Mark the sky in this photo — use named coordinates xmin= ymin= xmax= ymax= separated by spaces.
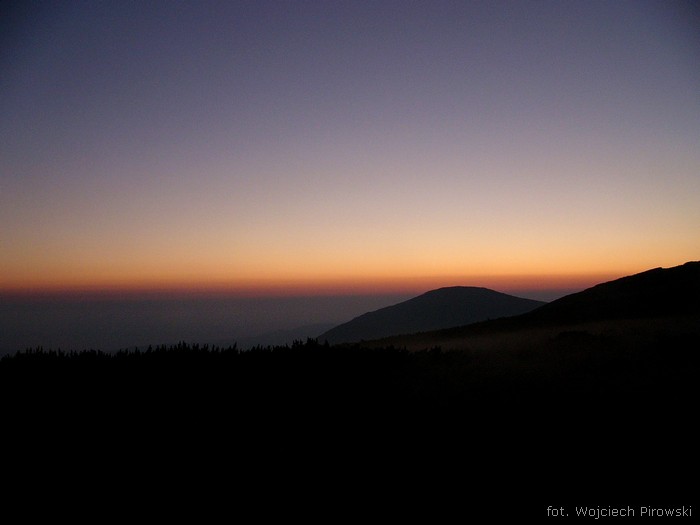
xmin=2 ymin=0 xmax=699 ymax=297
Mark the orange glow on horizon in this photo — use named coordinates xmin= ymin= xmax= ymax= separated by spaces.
xmin=0 ymin=269 xmax=631 ymax=299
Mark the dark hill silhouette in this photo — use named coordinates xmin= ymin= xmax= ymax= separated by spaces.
xmin=318 ymin=286 xmax=545 ymax=344
xmin=522 ymin=260 xmax=700 ymax=325
xmin=370 ymin=261 xmax=700 ymax=349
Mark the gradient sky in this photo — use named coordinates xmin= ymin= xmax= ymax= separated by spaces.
xmin=2 ymin=0 xmax=699 ymax=295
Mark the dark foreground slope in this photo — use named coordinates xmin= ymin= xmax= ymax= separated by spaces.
xmin=318 ymin=286 xmax=545 ymax=344
xmin=523 ymin=260 xmax=700 ymax=324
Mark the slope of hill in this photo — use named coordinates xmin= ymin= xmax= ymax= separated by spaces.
xmin=522 ymin=260 xmax=700 ymax=324
xmin=318 ymin=287 xmax=545 ymax=344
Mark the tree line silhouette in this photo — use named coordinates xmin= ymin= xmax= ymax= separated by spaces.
xmin=2 ymin=332 xmax=696 ymax=512
xmin=2 ymin=332 xmax=695 ymax=417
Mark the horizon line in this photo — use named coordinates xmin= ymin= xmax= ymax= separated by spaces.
xmin=0 ymin=271 xmax=632 ymax=300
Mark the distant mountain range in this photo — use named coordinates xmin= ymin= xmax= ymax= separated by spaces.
xmin=318 ymin=287 xmax=546 ymax=344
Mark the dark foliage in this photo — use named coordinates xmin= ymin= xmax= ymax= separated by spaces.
xmin=2 ymin=333 xmax=696 ymax=519
xmin=2 ymin=333 xmax=695 ymax=442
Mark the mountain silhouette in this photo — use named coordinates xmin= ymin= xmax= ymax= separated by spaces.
xmin=371 ymin=261 xmax=700 ymax=349
xmin=318 ymin=287 xmax=545 ymax=344
xmin=522 ymin=260 xmax=700 ymax=325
